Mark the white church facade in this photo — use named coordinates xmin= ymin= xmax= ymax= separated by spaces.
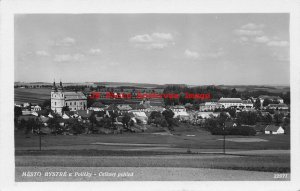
xmin=51 ymin=81 xmax=87 ymax=114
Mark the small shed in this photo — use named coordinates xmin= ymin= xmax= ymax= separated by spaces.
xmin=265 ymin=125 xmax=284 ymax=134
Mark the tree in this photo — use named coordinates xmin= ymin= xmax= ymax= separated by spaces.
xmin=122 ymin=114 xmax=131 ymax=128
xmin=263 ymin=98 xmax=272 ymax=107
xmin=14 ymin=106 xmax=22 ymax=118
xmin=42 ymin=99 xmax=51 ymax=109
xmin=89 ymin=113 xmax=97 ymax=133
xmin=226 ymin=108 xmax=236 ymax=118
xmin=218 ymin=112 xmax=229 ymax=126
xmin=254 ymin=98 xmax=261 ymax=110
xmin=282 ymin=91 xmax=290 ymax=104
xmin=236 ymin=111 xmax=258 ymax=125
xmin=264 ymin=113 xmax=273 ymax=124
xmin=273 ymin=112 xmax=284 ymax=125
xmin=162 ymin=109 xmax=174 ymax=119
xmin=231 ymin=88 xmax=238 ymax=97
xmin=62 ymin=106 xmax=70 ymax=112
xmin=162 ymin=109 xmax=175 ymax=130
xmin=149 ymin=111 xmax=162 ymax=127
xmin=48 ymin=116 xmax=60 ymax=134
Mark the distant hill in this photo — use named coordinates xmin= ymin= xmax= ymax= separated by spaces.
xmin=14 ymin=81 xmax=289 ymax=93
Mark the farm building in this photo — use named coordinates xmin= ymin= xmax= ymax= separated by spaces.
xmin=265 ymin=125 xmax=284 ymax=134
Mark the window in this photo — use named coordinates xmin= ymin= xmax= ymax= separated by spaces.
xmin=74 ymin=102 xmax=76 ymax=105
xmin=80 ymin=102 xmax=82 ymax=105
xmin=70 ymin=102 xmax=72 ymax=106
xmin=66 ymin=103 xmax=67 ymax=106
xmin=55 ymin=102 xmax=56 ymax=106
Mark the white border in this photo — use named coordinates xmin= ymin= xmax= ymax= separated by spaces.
xmin=1 ymin=0 xmax=300 ymax=190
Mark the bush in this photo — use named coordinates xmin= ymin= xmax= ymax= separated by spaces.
xmin=209 ymin=125 xmax=256 ymax=136
xmin=229 ymin=125 xmax=256 ymax=136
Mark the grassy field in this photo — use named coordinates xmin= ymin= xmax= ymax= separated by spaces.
xmin=15 ymin=88 xmax=51 ymax=105
xmin=15 ymin=125 xmax=290 ymax=173
xmin=15 ymin=153 xmax=290 ymax=173
xmin=15 ymin=126 xmax=290 ymax=151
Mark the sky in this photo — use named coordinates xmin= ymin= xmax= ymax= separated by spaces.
xmin=15 ymin=14 xmax=290 ymax=85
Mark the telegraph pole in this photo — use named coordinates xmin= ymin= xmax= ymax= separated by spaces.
xmin=223 ymin=124 xmax=226 ymax=154
xmin=38 ymin=125 xmax=41 ymax=151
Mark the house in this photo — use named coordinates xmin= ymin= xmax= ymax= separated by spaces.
xmin=169 ymin=105 xmax=189 ymax=120
xmin=258 ymin=95 xmax=284 ymax=105
xmin=89 ymin=102 xmax=107 ymax=111
xmin=117 ymin=104 xmax=132 ymax=115
xmin=199 ymin=102 xmax=222 ymax=111
xmin=130 ymin=104 xmax=147 ymax=112
xmin=169 ymin=105 xmax=186 ymax=112
xmin=197 ymin=112 xmax=215 ymax=119
xmin=75 ymin=110 xmax=93 ymax=122
xmin=147 ymin=106 xmax=165 ymax=113
xmin=242 ymin=100 xmax=254 ymax=108
xmin=265 ymin=125 xmax=285 ymax=134
xmin=31 ymin=105 xmax=42 ymax=111
xmin=218 ymin=98 xmax=243 ymax=108
xmin=254 ymin=124 xmax=267 ymax=134
xmin=266 ymin=104 xmax=289 ymax=110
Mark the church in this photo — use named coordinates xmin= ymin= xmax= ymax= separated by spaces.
xmin=51 ymin=81 xmax=87 ymax=114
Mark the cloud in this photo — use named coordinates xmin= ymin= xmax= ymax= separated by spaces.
xmin=240 ymin=23 xmax=264 ymax=30
xmin=234 ymin=23 xmax=264 ymax=37
xmin=88 ymin=48 xmax=102 ymax=55
xmin=234 ymin=23 xmax=289 ymax=48
xmin=184 ymin=49 xmax=199 ymax=59
xmin=129 ymin=32 xmax=175 ymax=49
xmin=184 ymin=48 xmax=224 ymax=60
xmin=267 ymin=40 xmax=289 ymax=47
xmin=109 ymin=62 xmax=120 ymax=66
xmin=234 ymin=29 xmax=264 ymax=36
xmin=240 ymin=36 xmax=249 ymax=42
xmin=205 ymin=49 xmax=225 ymax=58
xmin=54 ymin=53 xmax=84 ymax=62
xmin=54 ymin=37 xmax=76 ymax=46
xmin=253 ymin=36 xmax=270 ymax=43
xmin=35 ymin=50 xmax=49 ymax=56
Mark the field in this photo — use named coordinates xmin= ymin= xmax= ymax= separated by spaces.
xmin=14 ymin=88 xmax=51 ymax=105
xmin=15 ymin=125 xmax=290 ymax=151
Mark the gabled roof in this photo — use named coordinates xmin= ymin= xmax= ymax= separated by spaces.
xmin=130 ymin=104 xmax=146 ymax=110
xmin=169 ymin=105 xmax=186 ymax=109
xmin=242 ymin=100 xmax=253 ymax=104
xmin=218 ymin=98 xmax=242 ymax=103
xmin=265 ymin=125 xmax=281 ymax=131
xmin=117 ymin=104 xmax=132 ymax=111
xmin=268 ymin=104 xmax=288 ymax=107
xmin=36 ymin=110 xmax=49 ymax=116
xmin=91 ymin=102 xmax=106 ymax=108
xmin=106 ymin=104 xmax=119 ymax=111
xmin=64 ymin=111 xmax=75 ymax=116
xmin=64 ymin=91 xmax=87 ymax=100
xmin=75 ymin=110 xmax=93 ymax=118
xmin=258 ymin=95 xmax=283 ymax=100
xmin=18 ymin=115 xmax=38 ymax=121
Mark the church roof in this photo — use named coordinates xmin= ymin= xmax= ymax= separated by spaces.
xmin=64 ymin=92 xmax=87 ymax=100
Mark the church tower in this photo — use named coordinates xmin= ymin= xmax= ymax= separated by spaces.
xmin=51 ymin=80 xmax=65 ymax=114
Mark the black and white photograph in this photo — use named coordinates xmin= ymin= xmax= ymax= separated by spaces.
xmin=1 ymin=0 xmax=300 ymax=190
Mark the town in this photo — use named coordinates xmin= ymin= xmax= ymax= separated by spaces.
xmin=14 ymin=81 xmax=290 ymax=137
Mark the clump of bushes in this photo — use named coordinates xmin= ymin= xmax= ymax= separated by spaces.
xmin=209 ymin=125 xmax=256 ymax=136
